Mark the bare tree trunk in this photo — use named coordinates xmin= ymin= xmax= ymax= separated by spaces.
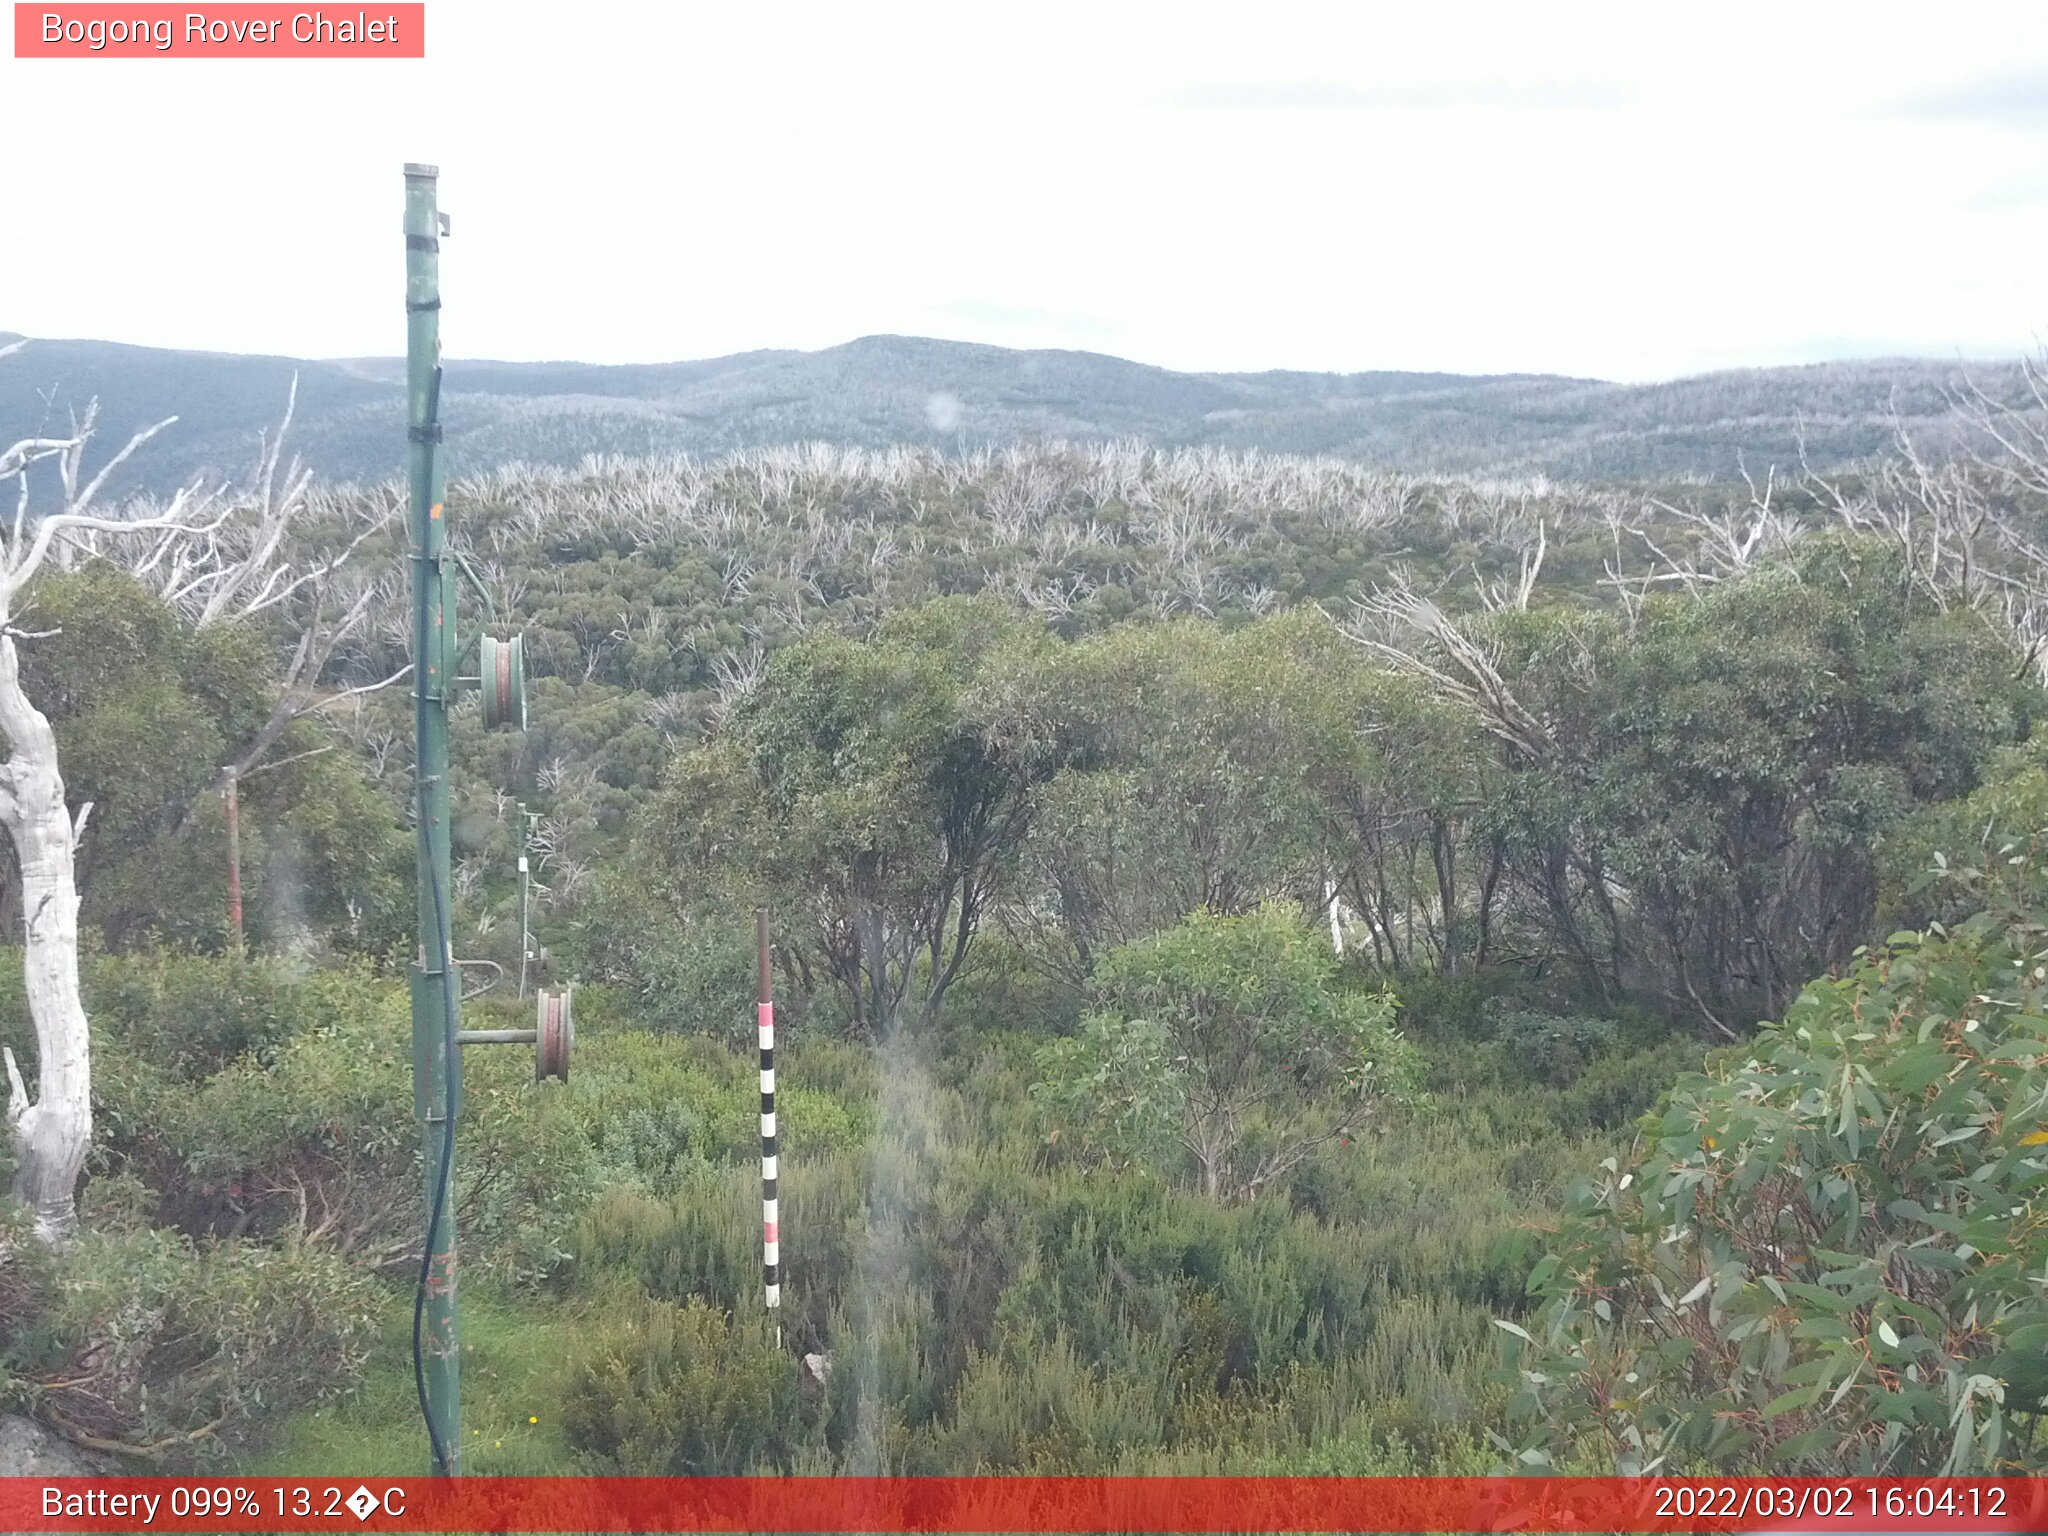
xmin=1194 ymin=1133 xmax=1224 ymax=1201
xmin=0 ymin=629 xmax=91 ymax=1245
xmin=1476 ymin=838 xmax=1503 ymax=968
xmin=223 ymin=767 xmax=245 ymax=954
xmin=1430 ymin=818 xmax=1459 ymax=975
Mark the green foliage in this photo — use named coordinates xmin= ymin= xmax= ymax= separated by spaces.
xmin=1883 ymin=731 xmax=2048 ymax=930
xmin=924 ymin=933 xmax=1085 ymax=1045
xmin=562 ymin=1296 xmax=795 ymax=1473
xmin=3 ymin=563 xmax=408 ymax=958
xmin=1476 ymin=538 xmax=2032 ymax=1028
xmin=566 ymin=1032 xmax=1554 ymax=1476
xmin=1384 ymin=968 xmax=1703 ymax=1136
xmin=651 ymin=596 xmax=1060 ymax=1038
xmin=33 ymin=902 xmax=1652 ymax=1479
xmin=42 ymin=952 xmax=598 ymax=1284
xmin=16 ymin=563 xmax=233 ymax=947
xmin=8 ymin=422 xmax=2042 ymax=1482
xmin=84 ymin=949 xmax=363 ymax=1079
xmin=237 ymin=1286 xmax=585 ymax=1476
xmin=246 ymin=731 xmax=411 ymax=959
xmin=623 ymin=540 xmax=2032 ymax=1049
xmin=1506 ymin=880 xmax=2048 ymax=1474
xmin=563 ymin=1030 xmax=873 ymax=1186
xmin=573 ymin=867 xmax=760 ymax=1040
xmin=0 ymin=1221 xmax=377 ymax=1462
xmin=1001 ymin=615 xmax=1364 ymax=968
xmin=1036 ymin=908 xmax=1416 ymax=1201
xmin=1479 ymin=1006 xmax=1619 ymax=1087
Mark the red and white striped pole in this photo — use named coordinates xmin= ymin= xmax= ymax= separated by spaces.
xmin=757 ymin=907 xmax=780 ymax=1347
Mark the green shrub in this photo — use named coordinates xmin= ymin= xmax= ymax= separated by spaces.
xmin=933 ymin=934 xmax=1085 ymax=1050
xmin=1506 ymin=887 xmax=2048 ymax=1475
xmin=92 ymin=967 xmax=597 ymax=1284
xmin=561 ymin=1297 xmax=794 ymax=1472
xmin=1480 ymin=1006 xmax=1618 ymax=1087
xmin=0 ymin=947 xmax=384 ymax=1095
xmin=1034 ymin=907 xmax=1416 ymax=1201
xmin=930 ymin=1331 xmax=1166 ymax=1471
xmin=0 ymin=1224 xmax=377 ymax=1463
xmin=87 ymin=950 xmax=382 ymax=1081
xmin=1381 ymin=967 xmax=1536 ymax=1043
xmin=562 ymin=1030 xmax=874 ymax=1186
xmin=573 ymin=873 xmax=760 ymax=1041
xmin=1548 ymin=1035 xmax=1709 ymax=1132
xmin=1883 ymin=732 xmax=2048 ymax=931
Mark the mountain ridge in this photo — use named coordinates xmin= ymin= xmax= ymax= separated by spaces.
xmin=0 ymin=329 xmax=2018 ymax=493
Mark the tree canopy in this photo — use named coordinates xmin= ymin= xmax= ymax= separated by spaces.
xmin=1504 ymin=870 xmax=2048 ymax=1474
xmin=1034 ymin=906 xmax=1416 ymax=1202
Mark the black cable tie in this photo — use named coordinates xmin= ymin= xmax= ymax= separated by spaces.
xmin=406 ymin=235 xmax=439 ymax=252
xmin=408 ymin=424 xmax=444 ymax=444
xmin=407 ymin=298 xmax=442 ymax=312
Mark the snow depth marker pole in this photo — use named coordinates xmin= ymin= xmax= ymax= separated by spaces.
xmin=758 ymin=906 xmax=781 ymax=1346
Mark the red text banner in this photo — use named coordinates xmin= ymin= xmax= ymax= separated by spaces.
xmin=5 ymin=1476 xmax=2048 ymax=1533
xmin=13 ymin=4 xmax=424 ymax=57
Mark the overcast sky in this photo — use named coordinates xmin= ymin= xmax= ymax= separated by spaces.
xmin=4 ymin=1 xmax=2046 ymax=380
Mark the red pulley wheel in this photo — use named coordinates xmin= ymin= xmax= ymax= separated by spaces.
xmin=480 ymin=633 xmax=527 ymax=731
xmin=536 ymin=986 xmax=572 ymax=1081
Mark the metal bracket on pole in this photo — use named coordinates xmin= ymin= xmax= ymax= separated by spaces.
xmin=454 ymin=987 xmax=572 ymax=1081
xmin=447 ymin=546 xmax=496 ymax=619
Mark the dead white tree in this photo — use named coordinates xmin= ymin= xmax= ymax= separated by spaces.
xmin=1476 ymin=519 xmax=1547 ymax=612
xmin=1346 ymin=573 xmax=1555 ymax=762
xmin=1958 ymin=352 xmax=2048 ymax=504
xmin=0 ymin=407 xmax=222 ymax=1243
xmin=95 ymin=381 xmax=409 ymax=794
xmin=707 ymin=642 xmax=767 ymax=726
xmin=1802 ymin=364 xmax=2048 ymax=678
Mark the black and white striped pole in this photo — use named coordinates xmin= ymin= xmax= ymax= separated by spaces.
xmin=757 ymin=907 xmax=780 ymax=1347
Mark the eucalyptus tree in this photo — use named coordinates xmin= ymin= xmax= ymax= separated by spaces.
xmin=1507 ymin=875 xmax=2048 ymax=1474
xmin=651 ymin=596 xmax=1063 ymax=1039
xmin=1033 ymin=906 xmax=1416 ymax=1203
xmin=1356 ymin=535 xmax=2031 ymax=1033
xmin=996 ymin=614 xmax=1354 ymax=979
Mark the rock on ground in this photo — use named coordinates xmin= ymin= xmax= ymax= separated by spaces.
xmin=0 ymin=1413 xmax=109 ymax=1476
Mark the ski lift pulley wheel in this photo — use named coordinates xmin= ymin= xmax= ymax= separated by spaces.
xmin=481 ymin=633 xmax=527 ymax=731
xmin=536 ymin=986 xmax=572 ymax=1082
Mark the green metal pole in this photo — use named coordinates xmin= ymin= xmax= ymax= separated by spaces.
xmin=404 ymin=161 xmax=461 ymax=1476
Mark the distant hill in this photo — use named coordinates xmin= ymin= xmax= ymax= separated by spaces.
xmin=0 ymin=329 xmax=2020 ymax=495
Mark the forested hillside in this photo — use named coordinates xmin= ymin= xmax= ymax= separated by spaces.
xmin=4 ymin=379 xmax=2048 ymax=1478
xmin=0 ymin=329 xmax=2026 ymax=494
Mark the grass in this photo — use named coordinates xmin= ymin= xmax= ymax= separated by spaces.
xmin=243 ymin=1284 xmax=585 ymax=1476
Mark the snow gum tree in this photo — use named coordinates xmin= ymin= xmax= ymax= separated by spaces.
xmin=0 ymin=383 xmax=216 ymax=1243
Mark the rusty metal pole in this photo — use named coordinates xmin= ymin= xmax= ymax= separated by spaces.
xmin=222 ymin=767 xmax=243 ymax=954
